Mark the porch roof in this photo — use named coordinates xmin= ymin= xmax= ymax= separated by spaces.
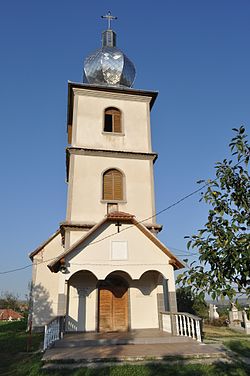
xmin=48 ymin=212 xmax=185 ymax=272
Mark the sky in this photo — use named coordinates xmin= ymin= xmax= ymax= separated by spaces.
xmin=0 ymin=0 xmax=249 ymax=298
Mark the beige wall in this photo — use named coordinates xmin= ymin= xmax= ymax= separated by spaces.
xmin=65 ymin=229 xmax=89 ymax=250
xmin=32 ymin=223 xmax=176 ymax=331
xmin=130 ymin=272 xmax=161 ymax=329
xmin=64 ymin=223 xmax=175 ymax=282
xmin=66 ymin=270 xmax=163 ymax=331
xmin=66 ymin=87 xmax=157 ymax=227
xmin=72 ymin=89 xmax=152 ymax=153
xmin=32 ymin=233 xmax=63 ymax=328
xmin=66 ymin=271 xmax=97 ymax=331
xmin=66 ymin=154 xmax=156 ymax=226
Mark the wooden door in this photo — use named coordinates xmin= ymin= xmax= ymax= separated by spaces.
xmin=99 ymin=288 xmax=113 ymax=332
xmin=99 ymin=285 xmax=128 ymax=332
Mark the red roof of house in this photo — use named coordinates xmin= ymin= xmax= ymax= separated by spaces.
xmin=0 ymin=309 xmax=24 ymax=320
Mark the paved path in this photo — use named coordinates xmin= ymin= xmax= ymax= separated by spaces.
xmin=43 ymin=342 xmax=226 ymax=363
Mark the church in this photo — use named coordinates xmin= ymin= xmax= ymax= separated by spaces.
xmin=29 ymin=13 xmax=184 ymax=334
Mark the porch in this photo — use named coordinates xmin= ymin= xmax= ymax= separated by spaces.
xmin=42 ymin=328 xmax=225 ymax=365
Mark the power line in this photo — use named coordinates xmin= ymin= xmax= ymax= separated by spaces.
xmin=1 ymin=155 xmax=247 ymax=275
xmin=0 ymin=264 xmax=31 ymax=274
xmin=0 ymin=183 xmax=207 ymax=275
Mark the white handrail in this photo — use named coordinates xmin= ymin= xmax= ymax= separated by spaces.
xmin=161 ymin=311 xmax=202 ymax=342
xmin=43 ymin=316 xmax=64 ymax=350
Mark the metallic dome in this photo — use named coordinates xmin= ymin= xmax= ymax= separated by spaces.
xmin=83 ymin=29 xmax=136 ymax=88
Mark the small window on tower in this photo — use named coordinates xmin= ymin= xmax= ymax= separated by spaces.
xmin=103 ymin=169 xmax=124 ymax=201
xmin=104 ymin=107 xmax=122 ymax=133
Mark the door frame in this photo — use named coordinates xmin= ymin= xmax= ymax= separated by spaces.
xmin=97 ymin=274 xmax=130 ymax=332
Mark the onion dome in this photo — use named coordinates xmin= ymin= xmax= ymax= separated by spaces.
xmin=83 ymin=12 xmax=136 ymax=88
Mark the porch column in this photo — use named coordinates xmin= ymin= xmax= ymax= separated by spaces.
xmin=164 ymin=277 xmax=177 ymax=313
xmin=57 ymin=273 xmax=68 ymax=316
xmin=76 ymin=288 xmax=88 ymax=331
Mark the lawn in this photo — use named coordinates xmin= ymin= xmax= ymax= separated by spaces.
xmin=0 ymin=320 xmax=249 ymax=376
xmin=203 ymin=324 xmax=248 ymax=339
xmin=224 ymin=339 xmax=250 ymax=358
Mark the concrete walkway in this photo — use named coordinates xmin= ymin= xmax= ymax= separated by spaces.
xmin=43 ymin=342 xmax=226 ymax=363
xmin=43 ymin=330 xmax=227 ymax=364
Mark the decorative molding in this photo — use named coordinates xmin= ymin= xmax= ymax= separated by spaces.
xmin=67 ymin=147 xmax=158 ymax=161
xmin=73 ymin=87 xmax=152 ymax=105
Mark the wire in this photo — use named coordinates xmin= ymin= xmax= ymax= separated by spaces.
xmin=0 ymin=264 xmax=31 ymax=274
xmin=0 ymin=183 xmax=205 ymax=275
xmin=0 ymin=155 xmax=248 ymax=275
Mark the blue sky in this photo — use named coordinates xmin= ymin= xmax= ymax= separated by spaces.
xmin=0 ymin=0 xmax=249 ymax=298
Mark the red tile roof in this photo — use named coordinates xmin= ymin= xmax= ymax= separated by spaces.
xmin=107 ymin=211 xmax=134 ymax=219
xmin=0 ymin=309 xmax=24 ymax=321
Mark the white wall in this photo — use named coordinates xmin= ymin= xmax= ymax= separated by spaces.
xmin=72 ymin=89 xmax=152 ymax=153
xmin=32 ymin=233 xmax=63 ymax=328
xmin=66 ymin=154 xmax=155 ymax=225
xmin=66 ymin=271 xmax=97 ymax=331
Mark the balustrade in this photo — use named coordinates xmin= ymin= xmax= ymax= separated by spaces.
xmin=161 ymin=311 xmax=202 ymax=342
xmin=43 ymin=316 xmax=65 ymax=350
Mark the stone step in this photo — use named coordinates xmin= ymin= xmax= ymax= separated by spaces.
xmin=43 ymin=355 xmax=232 ymax=370
xmin=42 ymin=343 xmax=229 ymax=365
xmin=54 ymin=335 xmax=195 ymax=348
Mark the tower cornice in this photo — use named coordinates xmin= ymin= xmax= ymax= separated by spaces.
xmin=67 ymin=82 xmax=158 ymax=134
xmin=65 ymin=147 xmax=158 ymax=183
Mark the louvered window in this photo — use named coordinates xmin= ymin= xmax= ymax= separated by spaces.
xmin=104 ymin=108 xmax=122 ymax=133
xmin=103 ymin=169 xmax=123 ymax=201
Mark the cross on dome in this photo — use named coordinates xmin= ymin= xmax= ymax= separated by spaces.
xmin=101 ymin=11 xmax=117 ymax=30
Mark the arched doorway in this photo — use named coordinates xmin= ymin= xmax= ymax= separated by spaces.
xmin=98 ymin=275 xmax=129 ymax=332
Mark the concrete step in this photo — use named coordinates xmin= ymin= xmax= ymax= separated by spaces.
xmin=54 ymin=335 xmax=194 ymax=348
xmin=43 ymin=355 xmax=233 ymax=371
xmin=42 ymin=342 xmax=229 ymax=365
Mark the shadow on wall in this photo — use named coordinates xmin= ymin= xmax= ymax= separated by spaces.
xmin=32 ymin=283 xmax=53 ymax=327
xmin=66 ymin=270 xmax=98 ymax=331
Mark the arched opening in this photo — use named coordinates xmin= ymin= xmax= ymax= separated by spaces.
xmin=66 ymin=270 xmax=98 ymax=332
xmin=103 ymin=107 xmax=122 ymax=133
xmin=102 ymin=168 xmax=124 ymax=201
xmin=98 ymin=274 xmax=129 ymax=332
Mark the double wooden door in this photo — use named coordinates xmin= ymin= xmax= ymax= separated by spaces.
xmin=98 ymin=282 xmax=128 ymax=332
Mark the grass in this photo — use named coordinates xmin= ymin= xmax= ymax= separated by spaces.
xmin=0 ymin=320 xmax=43 ymax=376
xmin=2 ymin=359 xmax=250 ymax=376
xmin=0 ymin=320 xmax=249 ymax=375
xmin=203 ymin=324 xmax=249 ymax=339
xmin=224 ymin=339 xmax=250 ymax=358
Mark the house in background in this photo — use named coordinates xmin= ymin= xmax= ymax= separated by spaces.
xmin=29 ymin=13 xmax=184 ymax=333
xmin=0 ymin=309 xmax=24 ymax=321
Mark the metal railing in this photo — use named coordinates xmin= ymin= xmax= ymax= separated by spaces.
xmin=161 ymin=311 xmax=202 ymax=342
xmin=43 ymin=316 xmax=65 ymax=350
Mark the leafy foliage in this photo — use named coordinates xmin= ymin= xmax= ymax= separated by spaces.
xmin=0 ymin=291 xmax=19 ymax=311
xmin=176 ymin=287 xmax=208 ymax=319
xmin=177 ymin=127 xmax=250 ymax=301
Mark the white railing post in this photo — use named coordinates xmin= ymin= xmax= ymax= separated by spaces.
xmin=43 ymin=316 xmax=65 ymax=351
xmin=160 ymin=311 xmax=202 ymax=342
xmin=179 ymin=315 xmax=183 ymax=336
xmin=191 ymin=318 xmax=195 ymax=339
xmin=195 ymin=319 xmax=202 ymax=342
xmin=175 ymin=314 xmax=180 ymax=335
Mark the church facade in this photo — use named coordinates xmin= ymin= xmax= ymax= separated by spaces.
xmin=30 ymin=14 xmax=184 ymax=332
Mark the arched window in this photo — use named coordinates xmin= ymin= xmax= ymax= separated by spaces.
xmin=103 ymin=169 xmax=123 ymax=201
xmin=104 ymin=107 xmax=122 ymax=133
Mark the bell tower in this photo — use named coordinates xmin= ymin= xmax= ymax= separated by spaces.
xmin=62 ymin=13 xmax=161 ymax=248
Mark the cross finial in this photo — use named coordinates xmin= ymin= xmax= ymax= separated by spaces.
xmin=101 ymin=11 xmax=117 ymax=30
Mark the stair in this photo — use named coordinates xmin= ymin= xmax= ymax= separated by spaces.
xmin=42 ymin=329 xmax=229 ymax=367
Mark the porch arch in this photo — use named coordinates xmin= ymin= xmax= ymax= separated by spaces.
xmin=66 ymin=270 xmax=98 ymax=332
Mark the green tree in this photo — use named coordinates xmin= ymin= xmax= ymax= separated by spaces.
xmin=0 ymin=291 xmax=19 ymax=311
xmin=177 ymin=127 xmax=250 ymax=301
xmin=176 ymin=287 xmax=208 ymax=319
